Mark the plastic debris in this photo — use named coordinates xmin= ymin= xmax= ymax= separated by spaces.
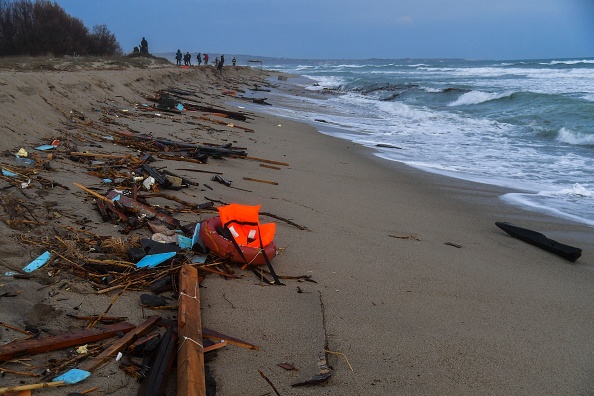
xmin=53 ymin=368 xmax=90 ymax=384
xmin=22 ymin=251 xmax=51 ymax=273
xmin=136 ymin=252 xmax=177 ymax=269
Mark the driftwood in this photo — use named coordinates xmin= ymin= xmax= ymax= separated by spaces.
xmin=136 ymin=328 xmax=177 ymax=396
xmin=113 ymin=130 xmax=247 ymax=158
xmin=79 ymin=316 xmax=161 ymax=372
xmin=105 ymin=190 xmax=181 ymax=230
xmin=177 ymin=264 xmax=206 ymax=396
xmin=0 ymin=322 xmax=135 ymax=362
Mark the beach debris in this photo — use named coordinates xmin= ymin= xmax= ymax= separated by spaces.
xmin=258 ymin=370 xmax=281 ymax=396
xmin=177 ymin=264 xmax=206 ymax=396
xmin=137 ymin=328 xmax=177 ymax=396
xmin=202 ymin=328 xmax=259 ymax=351
xmin=0 ymin=322 xmax=135 ymax=362
xmin=1 ymin=169 xmax=17 ymax=177
xmin=375 ymin=143 xmax=402 ymax=149
xmin=243 ymin=177 xmax=278 ymax=185
xmin=136 ymin=252 xmax=177 ymax=269
xmin=495 ymin=222 xmax=582 ymax=262
xmin=211 ymin=175 xmax=252 ymax=192
xmin=259 ymin=163 xmax=282 ymax=170
xmin=444 ymin=242 xmax=462 ymax=248
xmin=389 ymin=234 xmax=420 ymax=241
xmin=140 ymin=294 xmax=168 ymax=308
xmin=211 ymin=174 xmax=231 ymax=187
xmin=325 ymin=349 xmax=354 ymax=372
xmin=78 ymin=315 xmax=161 ymax=373
xmin=21 ymin=251 xmax=51 ymax=273
xmin=291 ymin=353 xmax=331 ymax=387
xmin=0 ymin=381 xmax=73 ymax=396
xmin=290 ymin=290 xmax=332 ymax=386
xmin=53 ymin=368 xmax=90 ymax=384
xmin=0 ymin=68 xmax=314 ymax=394
xmin=278 ymin=362 xmax=298 ymax=370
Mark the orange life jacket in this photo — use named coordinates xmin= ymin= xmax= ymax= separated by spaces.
xmin=217 ymin=204 xmax=275 ymax=248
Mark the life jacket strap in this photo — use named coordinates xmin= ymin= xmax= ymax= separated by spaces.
xmin=222 ymin=220 xmax=283 ymax=286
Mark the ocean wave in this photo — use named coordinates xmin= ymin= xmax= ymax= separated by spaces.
xmin=502 ymin=192 xmax=594 ymax=227
xmin=544 ymin=183 xmax=594 ymax=198
xmin=556 ymin=128 xmax=594 ymax=146
xmin=544 ymin=59 xmax=594 ymax=66
xmin=448 ymin=90 xmax=514 ymax=106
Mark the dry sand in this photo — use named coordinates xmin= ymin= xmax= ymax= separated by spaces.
xmin=0 ymin=56 xmax=593 ymax=396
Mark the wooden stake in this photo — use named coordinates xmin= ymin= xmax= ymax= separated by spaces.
xmin=72 ymin=183 xmax=113 ymax=205
xmin=177 ymin=264 xmax=205 ymax=396
xmin=259 ymin=164 xmax=282 ymax=170
xmin=243 ymin=156 xmax=289 ymax=166
xmin=243 ymin=177 xmax=278 ymax=185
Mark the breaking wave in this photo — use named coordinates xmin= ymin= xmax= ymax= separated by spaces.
xmin=557 ymin=128 xmax=594 ymax=146
xmin=448 ymin=90 xmax=514 ymax=106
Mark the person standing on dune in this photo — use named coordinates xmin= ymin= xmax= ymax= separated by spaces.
xmin=217 ymin=54 xmax=225 ymax=74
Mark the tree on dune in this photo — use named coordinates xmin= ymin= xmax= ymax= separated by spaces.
xmin=0 ymin=0 xmax=122 ymax=57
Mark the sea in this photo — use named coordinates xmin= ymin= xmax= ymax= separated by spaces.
xmin=161 ymin=54 xmax=594 ymax=227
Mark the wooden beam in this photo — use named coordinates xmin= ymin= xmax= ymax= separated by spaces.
xmin=0 ymin=322 xmax=135 ymax=363
xmin=137 ymin=328 xmax=177 ymax=396
xmin=79 ymin=316 xmax=160 ymax=373
xmin=177 ymin=264 xmax=205 ymax=396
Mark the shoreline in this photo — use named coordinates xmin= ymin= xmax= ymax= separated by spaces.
xmin=212 ymin=81 xmax=594 ymax=394
xmin=0 ymin=62 xmax=593 ymax=395
xmin=255 ymin=74 xmax=594 ymax=241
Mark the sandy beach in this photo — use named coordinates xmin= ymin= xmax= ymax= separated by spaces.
xmin=1 ymin=57 xmax=593 ymax=396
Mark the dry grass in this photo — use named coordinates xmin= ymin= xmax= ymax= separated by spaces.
xmin=0 ymin=54 xmax=171 ymax=71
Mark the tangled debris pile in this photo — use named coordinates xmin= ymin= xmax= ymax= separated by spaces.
xmin=0 ymin=72 xmax=318 ymax=395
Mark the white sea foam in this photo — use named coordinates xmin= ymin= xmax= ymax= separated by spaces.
xmin=448 ymin=90 xmax=513 ymax=106
xmin=546 ymin=59 xmax=594 ymax=65
xmin=502 ymin=193 xmax=594 ymax=226
xmin=545 ymin=183 xmax=594 ymax=198
xmin=259 ymin=56 xmax=594 ymax=227
xmin=556 ymin=128 xmax=594 ymax=146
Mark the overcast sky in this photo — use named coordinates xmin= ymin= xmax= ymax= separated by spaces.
xmin=53 ymin=0 xmax=593 ymax=60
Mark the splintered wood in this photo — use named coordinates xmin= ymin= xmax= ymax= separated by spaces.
xmin=177 ymin=264 xmax=206 ymax=396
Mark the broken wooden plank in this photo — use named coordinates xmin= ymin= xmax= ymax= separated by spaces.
xmin=259 ymin=164 xmax=282 ymax=170
xmin=136 ymin=327 xmax=177 ymax=396
xmin=202 ymin=328 xmax=259 ymax=351
xmin=78 ymin=316 xmax=161 ymax=373
xmin=203 ymin=339 xmax=227 ymax=353
xmin=177 ymin=264 xmax=205 ymax=396
xmin=242 ymin=156 xmax=289 ymax=166
xmin=0 ymin=322 xmax=135 ymax=362
xmin=243 ymin=177 xmax=278 ymax=185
